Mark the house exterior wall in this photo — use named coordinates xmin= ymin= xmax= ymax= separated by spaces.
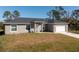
xmin=4 ymin=23 xmax=68 ymax=34
xmin=4 ymin=23 xmax=44 ymax=34
xmin=5 ymin=24 xmax=29 ymax=34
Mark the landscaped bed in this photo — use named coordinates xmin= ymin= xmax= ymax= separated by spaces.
xmin=0 ymin=33 xmax=79 ymax=52
xmin=70 ymin=30 xmax=79 ymax=34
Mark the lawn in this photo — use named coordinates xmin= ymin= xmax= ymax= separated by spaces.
xmin=0 ymin=33 xmax=79 ymax=52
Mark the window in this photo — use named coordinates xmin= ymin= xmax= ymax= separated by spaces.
xmin=11 ymin=25 xmax=17 ymax=31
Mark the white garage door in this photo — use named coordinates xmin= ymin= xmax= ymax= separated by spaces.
xmin=55 ymin=25 xmax=66 ymax=33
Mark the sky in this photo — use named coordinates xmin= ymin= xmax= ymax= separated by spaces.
xmin=0 ymin=6 xmax=79 ymax=21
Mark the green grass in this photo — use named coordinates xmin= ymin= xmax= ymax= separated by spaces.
xmin=0 ymin=33 xmax=79 ymax=52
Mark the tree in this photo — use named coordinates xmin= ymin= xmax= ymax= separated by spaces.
xmin=3 ymin=10 xmax=20 ymax=20
xmin=71 ymin=10 xmax=79 ymax=20
xmin=47 ymin=6 xmax=67 ymax=22
xmin=3 ymin=11 xmax=11 ymax=19
xmin=13 ymin=10 xmax=20 ymax=18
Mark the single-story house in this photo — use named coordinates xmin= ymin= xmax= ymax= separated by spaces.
xmin=3 ymin=18 xmax=68 ymax=34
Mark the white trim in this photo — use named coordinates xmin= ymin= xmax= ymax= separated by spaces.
xmin=10 ymin=24 xmax=17 ymax=32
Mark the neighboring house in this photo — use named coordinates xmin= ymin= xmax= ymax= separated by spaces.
xmin=3 ymin=18 xmax=68 ymax=34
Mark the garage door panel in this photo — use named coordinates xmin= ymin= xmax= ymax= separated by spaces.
xmin=55 ymin=25 xmax=66 ymax=33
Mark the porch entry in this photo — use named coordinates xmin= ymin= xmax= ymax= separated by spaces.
xmin=35 ymin=23 xmax=43 ymax=32
xmin=29 ymin=22 xmax=44 ymax=32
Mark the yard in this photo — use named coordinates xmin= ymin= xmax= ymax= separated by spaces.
xmin=0 ymin=33 xmax=79 ymax=52
xmin=70 ymin=30 xmax=79 ymax=34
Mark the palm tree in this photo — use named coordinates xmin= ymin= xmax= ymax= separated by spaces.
xmin=3 ymin=11 xmax=11 ymax=19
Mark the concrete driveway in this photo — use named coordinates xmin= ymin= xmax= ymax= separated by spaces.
xmin=59 ymin=32 xmax=79 ymax=39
